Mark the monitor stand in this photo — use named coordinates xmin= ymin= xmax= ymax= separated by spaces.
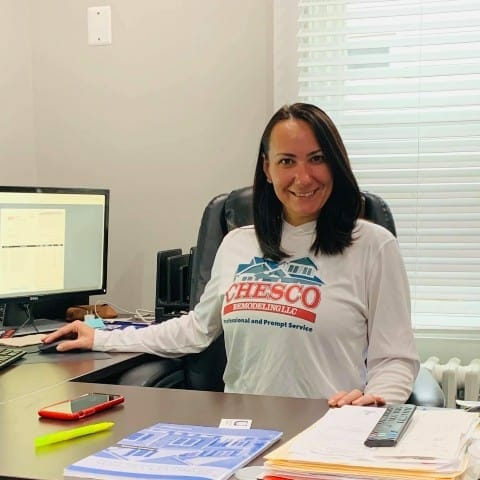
xmin=1 ymin=302 xmax=30 ymax=329
xmin=13 ymin=318 xmax=68 ymax=336
xmin=0 ymin=294 xmax=89 ymax=336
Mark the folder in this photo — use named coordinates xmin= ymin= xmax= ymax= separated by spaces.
xmin=264 ymin=405 xmax=479 ymax=480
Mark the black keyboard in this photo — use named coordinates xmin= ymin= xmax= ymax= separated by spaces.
xmin=0 ymin=347 xmax=27 ymax=371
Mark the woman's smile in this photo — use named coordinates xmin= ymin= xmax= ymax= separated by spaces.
xmin=263 ymin=118 xmax=333 ymax=226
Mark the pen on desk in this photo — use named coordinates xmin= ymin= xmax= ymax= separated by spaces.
xmin=35 ymin=421 xmax=114 ymax=447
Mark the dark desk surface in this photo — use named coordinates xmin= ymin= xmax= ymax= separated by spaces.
xmin=0 ymin=354 xmax=328 ymax=480
xmin=1 ymin=382 xmax=328 ymax=480
xmin=0 ymin=351 xmax=145 ymax=405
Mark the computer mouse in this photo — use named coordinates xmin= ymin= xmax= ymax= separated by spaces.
xmin=38 ymin=335 xmax=82 ymax=354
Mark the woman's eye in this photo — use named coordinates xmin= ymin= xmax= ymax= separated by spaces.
xmin=279 ymin=158 xmax=294 ymax=166
xmin=311 ymin=155 xmax=325 ymax=164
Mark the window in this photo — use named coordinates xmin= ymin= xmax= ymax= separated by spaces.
xmin=274 ymin=0 xmax=480 ymax=329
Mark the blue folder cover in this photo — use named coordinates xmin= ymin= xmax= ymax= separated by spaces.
xmin=64 ymin=422 xmax=282 ymax=480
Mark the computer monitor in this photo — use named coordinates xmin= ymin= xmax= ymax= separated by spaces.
xmin=0 ymin=186 xmax=109 ymax=330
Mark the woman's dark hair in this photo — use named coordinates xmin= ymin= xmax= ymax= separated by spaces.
xmin=253 ymin=103 xmax=361 ymax=262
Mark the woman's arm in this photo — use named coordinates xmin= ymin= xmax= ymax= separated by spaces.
xmin=44 ymin=242 xmax=228 ymax=356
xmin=364 ymin=234 xmax=420 ymax=404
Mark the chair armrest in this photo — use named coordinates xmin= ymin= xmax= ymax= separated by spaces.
xmin=116 ymin=357 xmax=186 ymax=388
xmin=407 ymin=366 xmax=445 ymax=407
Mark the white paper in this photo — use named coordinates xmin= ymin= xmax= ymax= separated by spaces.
xmin=287 ymin=405 xmax=479 ymax=472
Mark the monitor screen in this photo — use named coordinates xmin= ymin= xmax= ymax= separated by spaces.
xmin=0 ymin=186 xmax=109 ymax=326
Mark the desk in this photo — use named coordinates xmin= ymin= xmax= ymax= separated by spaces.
xmin=0 ymin=358 xmax=328 ymax=480
xmin=0 ymin=352 xmax=146 ymax=405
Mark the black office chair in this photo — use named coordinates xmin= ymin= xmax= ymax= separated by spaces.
xmin=117 ymin=186 xmax=445 ymax=407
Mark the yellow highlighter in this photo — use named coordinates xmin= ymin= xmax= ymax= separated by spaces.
xmin=35 ymin=421 xmax=114 ymax=447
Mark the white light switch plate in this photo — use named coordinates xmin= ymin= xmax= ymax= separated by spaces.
xmin=88 ymin=6 xmax=112 ymax=46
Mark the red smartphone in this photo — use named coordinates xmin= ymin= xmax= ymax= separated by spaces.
xmin=38 ymin=393 xmax=125 ymax=420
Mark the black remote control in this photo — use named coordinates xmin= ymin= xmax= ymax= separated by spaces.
xmin=364 ymin=404 xmax=416 ymax=447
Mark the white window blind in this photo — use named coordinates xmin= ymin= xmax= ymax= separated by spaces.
xmin=276 ymin=0 xmax=480 ymax=329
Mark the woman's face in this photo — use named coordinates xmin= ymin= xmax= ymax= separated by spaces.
xmin=263 ymin=118 xmax=333 ymax=226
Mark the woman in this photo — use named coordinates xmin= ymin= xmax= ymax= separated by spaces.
xmin=44 ymin=103 xmax=419 ymax=406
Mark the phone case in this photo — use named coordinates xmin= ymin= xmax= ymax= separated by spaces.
xmin=38 ymin=393 xmax=125 ymax=420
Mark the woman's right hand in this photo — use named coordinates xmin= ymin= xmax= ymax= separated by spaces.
xmin=42 ymin=320 xmax=95 ymax=352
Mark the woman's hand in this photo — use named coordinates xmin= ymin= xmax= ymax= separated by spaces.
xmin=42 ymin=320 xmax=95 ymax=352
xmin=328 ymin=389 xmax=386 ymax=407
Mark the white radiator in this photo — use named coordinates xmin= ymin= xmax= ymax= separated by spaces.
xmin=422 ymin=357 xmax=480 ymax=408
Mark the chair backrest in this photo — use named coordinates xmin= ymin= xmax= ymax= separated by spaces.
xmin=183 ymin=186 xmax=397 ymax=391
xmin=189 ymin=187 xmax=253 ymax=308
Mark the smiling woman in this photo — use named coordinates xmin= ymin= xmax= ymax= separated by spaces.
xmin=263 ymin=118 xmax=333 ymax=226
xmin=253 ymin=103 xmax=362 ymax=260
xmin=43 ymin=103 xmax=420 ymax=407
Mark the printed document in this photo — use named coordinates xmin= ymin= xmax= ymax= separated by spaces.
xmin=65 ymin=422 xmax=282 ymax=480
xmin=265 ymin=405 xmax=479 ymax=477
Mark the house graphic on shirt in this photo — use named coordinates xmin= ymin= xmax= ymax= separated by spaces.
xmin=234 ymin=256 xmax=324 ymax=286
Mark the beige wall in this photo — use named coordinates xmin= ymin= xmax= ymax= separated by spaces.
xmin=3 ymin=1 xmax=273 ymax=313
xmin=0 ymin=0 xmax=36 ymax=182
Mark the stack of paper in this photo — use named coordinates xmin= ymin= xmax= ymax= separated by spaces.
xmin=264 ymin=405 xmax=479 ymax=480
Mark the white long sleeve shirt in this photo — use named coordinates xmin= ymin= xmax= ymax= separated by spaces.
xmin=94 ymin=219 xmax=419 ymax=403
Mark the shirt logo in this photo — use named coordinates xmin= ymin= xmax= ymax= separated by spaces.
xmin=223 ymin=257 xmax=324 ymax=323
